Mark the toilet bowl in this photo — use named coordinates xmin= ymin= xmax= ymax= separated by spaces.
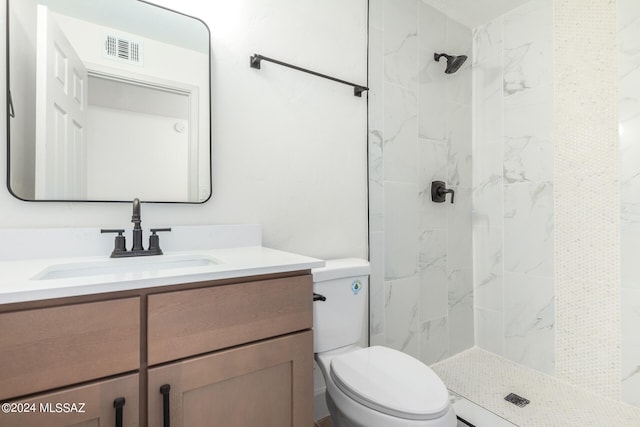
xmin=312 ymin=259 xmax=457 ymax=427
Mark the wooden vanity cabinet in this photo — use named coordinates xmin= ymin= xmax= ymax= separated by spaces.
xmin=0 ymin=272 xmax=314 ymax=427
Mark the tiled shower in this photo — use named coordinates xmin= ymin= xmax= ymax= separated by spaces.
xmin=369 ymin=0 xmax=640 ymax=412
xmin=368 ymin=0 xmax=474 ymax=363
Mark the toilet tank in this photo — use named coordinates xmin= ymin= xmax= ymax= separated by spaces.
xmin=312 ymin=258 xmax=370 ymax=353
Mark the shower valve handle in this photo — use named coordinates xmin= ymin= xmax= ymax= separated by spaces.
xmin=431 ymin=181 xmax=455 ymax=204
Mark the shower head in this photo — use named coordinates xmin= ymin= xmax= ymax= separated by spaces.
xmin=434 ymin=53 xmax=468 ymax=74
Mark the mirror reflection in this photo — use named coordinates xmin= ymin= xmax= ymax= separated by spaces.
xmin=7 ymin=0 xmax=211 ymax=202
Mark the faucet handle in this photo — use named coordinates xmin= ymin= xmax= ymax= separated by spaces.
xmin=148 ymin=228 xmax=172 ymax=254
xmin=101 ymin=228 xmax=125 ymax=234
xmin=101 ymin=229 xmax=127 ymax=257
xmin=150 ymin=228 xmax=172 ymax=234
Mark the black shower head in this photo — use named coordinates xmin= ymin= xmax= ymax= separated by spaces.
xmin=434 ymin=53 xmax=468 ymax=74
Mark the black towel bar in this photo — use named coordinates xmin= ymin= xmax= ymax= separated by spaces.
xmin=249 ymin=53 xmax=369 ymax=97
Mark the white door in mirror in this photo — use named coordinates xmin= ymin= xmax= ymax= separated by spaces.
xmin=35 ymin=5 xmax=88 ymax=200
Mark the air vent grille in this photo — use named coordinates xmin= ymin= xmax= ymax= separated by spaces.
xmin=103 ymin=34 xmax=143 ymax=66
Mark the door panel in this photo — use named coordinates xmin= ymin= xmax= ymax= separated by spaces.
xmin=35 ymin=5 xmax=87 ymax=199
xmin=0 ymin=374 xmax=138 ymax=427
xmin=148 ymin=331 xmax=313 ymax=427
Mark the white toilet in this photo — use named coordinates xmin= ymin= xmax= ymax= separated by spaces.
xmin=312 ymin=259 xmax=457 ymax=427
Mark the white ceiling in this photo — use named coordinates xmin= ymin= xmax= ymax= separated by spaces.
xmin=421 ymin=0 xmax=533 ymax=28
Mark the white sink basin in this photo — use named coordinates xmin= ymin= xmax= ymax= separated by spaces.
xmin=32 ymin=254 xmax=222 ymax=280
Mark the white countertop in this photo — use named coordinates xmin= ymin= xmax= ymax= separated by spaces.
xmin=0 ymin=246 xmax=324 ymax=304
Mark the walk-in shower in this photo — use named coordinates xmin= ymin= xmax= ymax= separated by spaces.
xmin=368 ymin=0 xmax=640 ymax=424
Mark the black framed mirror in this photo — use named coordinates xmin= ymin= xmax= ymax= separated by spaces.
xmin=6 ymin=0 xmax=211 ymax=202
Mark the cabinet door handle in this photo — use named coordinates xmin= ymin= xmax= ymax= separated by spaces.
xmin=113 ymin=397 xmax=125 ymax=427
xmin=160 ymin=384 xmax=171 ymax=427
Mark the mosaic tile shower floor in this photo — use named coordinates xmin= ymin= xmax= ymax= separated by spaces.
xmin=432 ymin=348 xmax=640 ymax=426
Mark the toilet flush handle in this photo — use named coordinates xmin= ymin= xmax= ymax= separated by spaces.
xmin=313 ymin=293 xmax=326 ymax=302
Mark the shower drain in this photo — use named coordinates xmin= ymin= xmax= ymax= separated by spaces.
xmin=504 ymin=392 xmax=530 ymax=407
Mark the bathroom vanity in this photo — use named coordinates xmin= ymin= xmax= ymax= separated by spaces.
xmin=0 ymin=226 xmax=322 ymax=427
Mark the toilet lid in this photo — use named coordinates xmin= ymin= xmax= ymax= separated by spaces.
xmin=330 ymin=346 xmax=450 ymax=420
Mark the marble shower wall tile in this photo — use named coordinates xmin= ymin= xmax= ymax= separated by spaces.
xmin=385 ymin=276 xmax=420 ymax=358
xmin=383 ymin=0 xmax=418 ymax=89
xmin=504 ymin=182 xmax=554 ymax=277
xmin=621 ymin=287 xmax=640 ymax=407
xmin=418 ymin=2 xmax=447 ymax=141
xmin=445 ymin=19 xmax=472 ymax=107
xmin=503 ymin=88 xmax=554 ymax=184
xmin=369 ymin=0 xmax=383 ymax=31
xmin=447 ymin=187 xmax=473 ymax=271
xmin=449 ymin=268 xmax=474 ymax=355
xmin=473 ymin=224 xmax=503 ymax=312
xmin=619 ymin=0 xmax=640 ymax=238
xmin=370 ymin=231 xmax=385 ymax=336
xmin=419 ymin=268 xmax=448 ymax=322
xmin=473 ymin=16 xmax=503 ymax=65
xmin=473 ymin=53 xmax=503 ymax=147
xmin=383 ymin=83 xmax=417 ymax=183
xmin=369 ymin=128 xmax=384 ymax=232
xmin=419 ymin=229 xmax=446 ymax=271
xmin=368 ymin=26 xmax=384 ymax=139
xmin=475 ymin=307 xmax=505 ymax=356
xmin=502 ymin=0 xmax=553 ymax=97
xmin=504 ymin=272 xmax=555 ymax=375
xmin=473 ymin=158 xmax=503 ymax=232
xmin=447 ymin=103 xmax=473 ymax=187
xmin=620 ymin=119 xmax=640 ymax=230
xmin=420 ymin=316 xmax=449 ymax=365
xmin=384 ymin=181 xmax=418 ymax=279
xmin=621 ymin=228 xmax=640 ymax=290
xmin=619 ymin=0 xmax=640 ymax=408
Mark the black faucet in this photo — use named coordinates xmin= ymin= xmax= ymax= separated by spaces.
xmin=101 ymin=198 xmax=172 ymax=258
xmin=131 ymin=198 xmax=143 ymax=252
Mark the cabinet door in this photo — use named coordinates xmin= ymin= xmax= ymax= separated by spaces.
xmin=0 ymin=373 xmax=139 ymax=427
xmin=148 ymin=330 xmax=312 ymax=427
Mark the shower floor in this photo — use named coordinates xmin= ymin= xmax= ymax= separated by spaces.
xmin=432 ymin=347 xmax=640 ymax=427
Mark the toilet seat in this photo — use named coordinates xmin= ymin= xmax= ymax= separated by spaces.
xmin=330 ymin=346 xmax=450 ymax=421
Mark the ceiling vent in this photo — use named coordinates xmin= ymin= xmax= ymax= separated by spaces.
xmin=103 ymin=33 xmax=143 ymax=66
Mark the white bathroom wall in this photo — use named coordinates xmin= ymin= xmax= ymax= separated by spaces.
xmin=618 ymin=0 xmax=640 ymax=407
xmin=1 ymin=0 xmax=369 ymax=260
xmin=368 ymin=0 xmax=474 ymax=365
xmin=472 ymin=0 xmax=555 ymax=375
